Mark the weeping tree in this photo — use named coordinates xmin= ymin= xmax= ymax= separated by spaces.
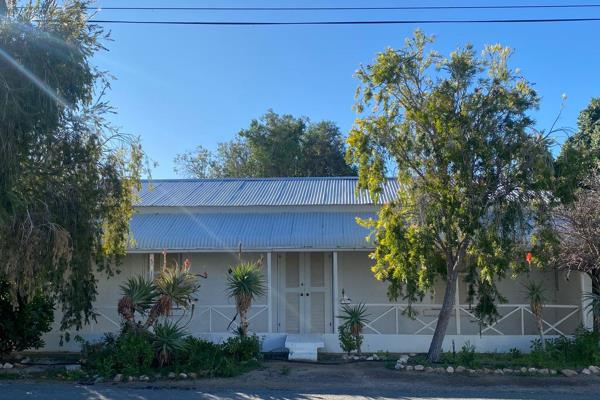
xmin=0 ymin=1 xmax=143 ymax=330
xmin=347 ymin=31 xmax=554 ymax=362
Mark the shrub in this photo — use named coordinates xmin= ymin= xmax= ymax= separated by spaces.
xmin=0 ymin=277 xmax=54 ymax=357
xmin=458 ymin=341 xmax=477 ymax=368
xmin=115 ymin=330 xmax=155 ymax=376
xmin=80 ymin=330 xmax=154 ymax=377
xmin=226 ymin=261 xmax=266 ymax=337
xmin=222 ymin=334 xmax=261 ymax=362
xmin=337 ymin=303 xmax=368 ymax=355
xmin=338 ymin=325 xmax=358 ymax=355
xmin=152 ymin=320 xmax=187 ymax=366
xmin=530 ymin=328 xmax=600 ymax=368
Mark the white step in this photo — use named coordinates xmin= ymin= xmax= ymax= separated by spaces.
xmin=284 ymin=334 xmax=324 ymax=361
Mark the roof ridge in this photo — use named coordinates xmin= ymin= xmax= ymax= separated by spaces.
xmin=141 ymin=176 xmax=396 ymax=183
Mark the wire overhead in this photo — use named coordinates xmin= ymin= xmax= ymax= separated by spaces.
xmin=89 ymin=4 xmax=600 ymax=11
xmin=88 ymin=17 xmax=600 ymax=26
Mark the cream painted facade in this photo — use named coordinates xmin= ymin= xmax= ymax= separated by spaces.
xmin=41 ymin=249 xmax=590 ymax=354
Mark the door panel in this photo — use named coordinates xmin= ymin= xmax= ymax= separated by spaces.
xmin=279 ymin=252 xmax=332 ymax=334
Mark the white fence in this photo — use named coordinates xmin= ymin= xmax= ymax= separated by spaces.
xmin=357 ymin=303 xmax=581 ymax=336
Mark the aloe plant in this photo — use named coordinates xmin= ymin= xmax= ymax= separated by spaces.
xmin=226 ymin=261 xmax=266 ymax=336
xmin=338 ymin=303 xmax=369 ymax=354
xmin=525 ymin=281 xmax=547 ymax=351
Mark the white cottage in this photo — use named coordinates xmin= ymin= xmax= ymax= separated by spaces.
xmin=43 ymin=177 xmax=592 ymax=358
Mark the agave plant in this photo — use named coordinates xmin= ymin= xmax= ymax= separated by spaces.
xmin=145 ymin=263 xmax=202 ymax=328
xmin=118 ymin=276 xmax=157 ymax=328
xmin=338 ymin=303 xmax=369 ymax=354
xmin=226 ymin=261 xmax=266 ymax=336
xmin=524 ymin=281 xmax=547 ymax=351
xmin=152 ymin=320 xmax=188 ymax=366
xmin=583 ymin=291 xmax=600 ymax=332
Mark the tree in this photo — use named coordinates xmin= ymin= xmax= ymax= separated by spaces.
xmin=555 ymin=98 xmax=600 ymax=203
xmin=0 ymin=1 xmax=143 ymax=329
xmin=174 ymin=111 xmax=356 ymax=178
xmin=551 ymin=175 xmax=600 ymax=332
xmin=0 ymin=277 xmax=54 ymax=356
xmin=347 ymin=31 xmax=553 ymax=362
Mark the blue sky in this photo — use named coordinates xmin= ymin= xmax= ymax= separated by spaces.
xmin=92 ymin=1 xmax=600 ymax=178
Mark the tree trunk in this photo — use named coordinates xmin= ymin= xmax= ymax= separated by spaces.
xmin=427 ymin=267 xmax=459 ymax=362
xmin=536 ymin=314 xmax=546 ymax=351
xmin=592 ymin=272 xmax=600 ymax=334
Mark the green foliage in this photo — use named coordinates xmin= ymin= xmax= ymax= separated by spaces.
xmin=338 ymin=325 xmax=361 ymax=355
xmin=79 ymin=331 xmax=154 ymax=377
xmin=530 ymin=328 xmax=600 ymax=368
xmin=0 ymin=277 xmax=54 ymax=356
xmin=337 ymin=303 xmax=369 ymax=354
xmin=347 ymin=29 xmax=553 ymax=361
xmin=81 ymin=332 xmax=261 ymax=378
xmin=152 ymin=320 xmax=188 ymax=367
xmin=458 ymin=341 xmax=477 ymax=368
xmin=226 ymin=261 xmax=266 ymax=336
xmin=0 ymin=1 xmax=144 ymax=330
xmin=222 ymin=334 xmax=261 ymax=362
xmin=115 ymin=331 xmax=155 ymax=376
xmin=555 ymin=98 xmax=600 ymax=203
xmin=117 ymin=261 xmax=202 ymax=329
xmin=174 ymin=110 xmax=356 ymax=178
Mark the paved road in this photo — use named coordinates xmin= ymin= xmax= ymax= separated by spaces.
xmin=3 ymin=361 xmax=600 ymax=400
xmin=1 ymin=380 xmax=598 ymax=400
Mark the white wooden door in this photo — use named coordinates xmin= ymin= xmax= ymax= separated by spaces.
xmin=279 ymin=252 xmax=332 ymax=334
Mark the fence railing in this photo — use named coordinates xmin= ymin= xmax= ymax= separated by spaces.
xmin=355 ymin=303 xmax=581 ymax=336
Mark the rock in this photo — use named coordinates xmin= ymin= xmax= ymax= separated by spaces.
xmin=414 ymin=365 xmax=425 ymax=371
xmin=528 ymin=367 xmax=537 ymax=373
xmin=434 ymin=367 xmax=445 ymax=373
xmin=3 ymin=363 xmax=13 ymax=369
xmin=139 ymin=375 xmax=150 ymax=382
xmin=366 ymin=356 xmax=374 ymax=361
xmin=520 ymin=367 xmax=527 ymax=373
xmin=550 ymin=369 xmax=558 ymax=375
xmin=589 ymin=365 xmax=600 ymax=374
xmin=189 ymin=372 xmax=198 ymax=379
xmin=406 ymin=365 xmax=414 ymax=371
xmin=351 ymin=355 xmax=361 ymax=361
xmin=539 ymin=368 xmax=549 ymax=375
xmin=467 ymin=369 xmax=477 ymax=374
xmin=94 ymin=377 xmax=104 ymax=384
xmin=503 ymin=368 xmax=514 ymax=374
xmin=483 ymin=368 xmax=492 ymax=374
xmin=425 ymin=367 xmax=434 ymax=373
xmin=154 ymin=373 xmax=162 ymax=379
xmin=446 ymin=366 xmax=454 ymax=373
xmin=65 ymin=364 xmax=81 ymax=371
xmin=561 ymin=369 xmax=578 ymax=377
xmin=342 ymin=354 xmax=350 ymax=360
xmin=113 ymin=374 xmax=123 ymax=382
xmin=394 ymin=363 xmax=405 ymax=370
xmin=167 ymin=372 xmax=176 ymax=379
xmin=372 ymin=354 xmax=380 ymax=361
xmin=582 ymin=368 xmax=592 ymax=375
xmin=178 ymin=373 xmax=188 ymax=379
xmin=494 ymin=369 xmax=504 ymax=375
xmin=409 ymin=353 xmax=417 ymax=357
xmin=127 ymin=376 xmax=135 ymax=382
xmin=398 ymin=355 xmax=409 ymax=363
xmin=21 ymin=357 xmax=31 ymax=364
xmin=455 ymin=366 xmax=466 ymax=373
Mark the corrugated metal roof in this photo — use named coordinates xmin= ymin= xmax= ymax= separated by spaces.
xmin=129 ymin=212 xmax=375 ymax=251
xmin=136 ymin=177 xmax=398 ymax=207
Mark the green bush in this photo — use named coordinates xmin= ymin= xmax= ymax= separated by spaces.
xmin=530 ymin=328 xmax=600 ymax=368
xmin=338 ymin=325 xmax=359 ymax=355
xmin=458 ymin=341 xmax=477 ymax=368
xmin=222 ymin=334 xmax=261 ymax=362
xmin=80 ymin=330 xmax=154 ymax=377
xmin=116 ymin=330 xmax=154 ymax=376
xmin=0 ymin=278 xmax=54 ymax=356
